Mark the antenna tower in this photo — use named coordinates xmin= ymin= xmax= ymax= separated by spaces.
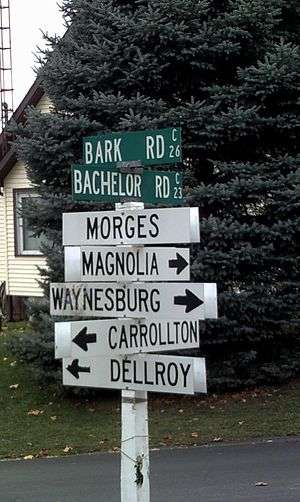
xmin=0 ymin=0 xmax=13 ymax=131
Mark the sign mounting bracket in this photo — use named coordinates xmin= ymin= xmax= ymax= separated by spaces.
xmin=117 ymin=160 xmax=144 ymax=174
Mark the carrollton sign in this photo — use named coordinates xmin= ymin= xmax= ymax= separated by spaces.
xmin=55 ymin=318 xmax=201 ymax=358
xmin=83 ymin=127 xmax=182 ymax=167
xmin=64 ymin=246 xmax=190 ymax=282
xmin=63 ymin=207 xmax=200 ymax=246
xmin=71 ymin=165 xmax=183 ymax=205
xmin=63 ymin=353 xmax=206 ymax=395
xmin=50 ymin=282 xmax=217 ymax=320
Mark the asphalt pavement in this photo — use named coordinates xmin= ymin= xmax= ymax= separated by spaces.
xmin=0 ymin=439 xmax=299 ymax=501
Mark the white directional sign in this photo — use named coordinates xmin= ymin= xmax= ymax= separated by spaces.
xmin=55 ymin=318 xmax=201 ymax=358
xmin=64 ymin=246 xmax=190 ymax=282
xmin=50 ymin=282 xmax=217 ymax=320
xmin=62 ymin=353 xmax=207 ymax=395
xmin=63 ymin=207 xmax=199 ymax=246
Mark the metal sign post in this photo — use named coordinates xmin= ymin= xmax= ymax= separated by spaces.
xmin=116 ymin=199 xmax=150 ymax=502
xmin=52 ymin=128 xmax=218 ymax=502
xmin=121 ymin=390 xmax=149 ymax=502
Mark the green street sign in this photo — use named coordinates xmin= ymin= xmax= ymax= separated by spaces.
xmin=71 ymin=165 xmax=183 ymax=205
xmin=83 ymin=127 xmax=182 ymax=167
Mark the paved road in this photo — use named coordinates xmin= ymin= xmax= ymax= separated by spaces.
xmin=0 ymin=439 xmax=299 ymax=501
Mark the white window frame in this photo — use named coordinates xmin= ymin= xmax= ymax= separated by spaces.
xmin=14 ymin=190 xmax=43 ymax=256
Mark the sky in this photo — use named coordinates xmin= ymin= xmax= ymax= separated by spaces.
xmin=10 ymin=0 xmax=65 ymax=109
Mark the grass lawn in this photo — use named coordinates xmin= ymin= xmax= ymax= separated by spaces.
xmin=0 ymin=323 xmax=299 ymax=460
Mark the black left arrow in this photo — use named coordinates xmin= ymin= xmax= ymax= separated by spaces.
xmin=169 ymin=252 xmax=189 ymax=275
xmin=174 ymin=289 xmax=204 ymax=313
xmin=67 ymin=359 xmax=91 ymax=379
xmin=72 ymin=327 xmax=97 ymax=352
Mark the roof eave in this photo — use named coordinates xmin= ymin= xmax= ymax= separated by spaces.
xmin=0 ymin=148 xmax=17 ymax=187
xmin=0 ymin=77 xmax=45 ymax=185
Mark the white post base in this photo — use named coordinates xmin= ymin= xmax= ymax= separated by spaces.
xmin=117 ymin=190 xmax=149 ymax=501
xmin=121 ymin=390 xmax=150 ymax=502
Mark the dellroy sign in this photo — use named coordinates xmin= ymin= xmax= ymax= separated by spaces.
xmin=62 ymin=353 xmax=207 ymax=395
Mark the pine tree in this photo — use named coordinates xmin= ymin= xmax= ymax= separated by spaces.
xmin=13 ymin=0 xmax=300 ymax=389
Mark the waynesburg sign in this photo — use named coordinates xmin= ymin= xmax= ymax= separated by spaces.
xmin=83 ymin=127 xmax=181 ymax=167
xmin=50 ymin=282 xmax=217 ymax=320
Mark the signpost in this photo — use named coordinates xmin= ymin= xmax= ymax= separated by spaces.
xmin=71 ymin=165 xmax=183 ymax=205
xmin=55 ymin=319 xmax=201 ymax=358
xmin=63 ymin=207 xmax=200 ymax=246
xmin=64 ymin=246 xmax=190 ymax=282
xmin=83 ymin=127 xmax=182 ymax=167
xmin=50 ymin=281 xmax=217 ymax=320
xmin=62 ymin=353 xmax=207 ymax=395
xmin=52 ymin=127 xmax=218 ymax=502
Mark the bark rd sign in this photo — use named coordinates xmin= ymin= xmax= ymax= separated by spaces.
xmin=83 ymin=127 xmax=181 ymax=167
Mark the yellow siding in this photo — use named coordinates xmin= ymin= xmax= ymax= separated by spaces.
xmin=0 ymin=92 xmax=52 ymax=297
xmin=3 ymin=161 xmax=47 ymax=297
xmin=0 ymin=190 xmax=8 ymax=286
xmin=35 ymin=94 xmax=52 ymax=113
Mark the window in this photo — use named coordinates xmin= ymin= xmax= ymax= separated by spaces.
xmin=14 ymin=190 xmax=44 ymax=256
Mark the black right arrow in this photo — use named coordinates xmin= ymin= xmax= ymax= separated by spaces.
xmin=174 ymin=289 xmax=204 ymax=313
xmin=169 ymin=252 xmax=189 ymax=275
xmin=72 ymin=327 xmax=97 ymax=352
xmin=67 ymin=359 xmax=91 ymax=379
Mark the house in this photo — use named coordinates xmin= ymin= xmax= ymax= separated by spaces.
xmin=0 ymin=79 xmax=51 ymax=320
